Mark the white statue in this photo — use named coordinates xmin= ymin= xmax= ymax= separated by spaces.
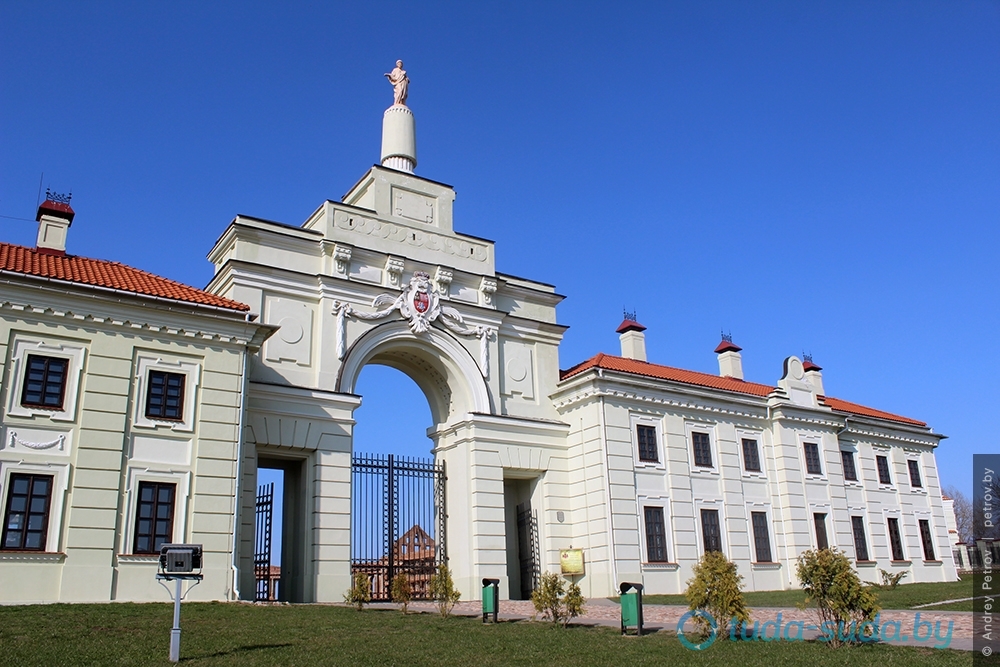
xmin=384 ymin=60 xmax=409 ymax=106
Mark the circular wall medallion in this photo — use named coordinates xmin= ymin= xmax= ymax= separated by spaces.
xmin=788 ymin=357 xmax=804 ymax=380
xmin=506 ymin=357 xmax=528 ymax=382
xmin=278 ymin=317 xmax=303 ymax=344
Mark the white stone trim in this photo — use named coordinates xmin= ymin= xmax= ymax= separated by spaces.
xmin=797 ymin=432 xmax=828 ymax=481
xmin=5 ymin=335 xmax=87 ymax=422
xmin=736 ymin=428 xmax=766 ymax=478
xmin=1 ymin=426 xmax=72 ymax=457
xmin=132 ymin=353 xmax=201 ymax=433
xmin=0 ymin=459 xmax=70 ymax=553
xmin=693 ymin=498 xmax=729 ymax=559
xmin=808 ymin=503 xmax=836 ymax=550
xmin=120 ymin=467 xmax=191 ymax=555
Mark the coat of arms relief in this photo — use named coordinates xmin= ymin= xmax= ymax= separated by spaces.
xmin=333 ymin=271 xmax=495 ymax=377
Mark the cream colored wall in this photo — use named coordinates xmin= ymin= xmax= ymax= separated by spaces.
xmin=0 ymin=281 xmax=263 ymax=603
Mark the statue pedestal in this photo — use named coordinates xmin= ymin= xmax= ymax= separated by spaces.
xmin=381 ymin=105 xmax=416 ymax=173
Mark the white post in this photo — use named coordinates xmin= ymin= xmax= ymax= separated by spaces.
xmin=170 ymin=578 xmax=182 ymax=662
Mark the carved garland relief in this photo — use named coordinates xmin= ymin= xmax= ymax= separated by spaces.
xmin=333 ymin=271 xmax=495 ymax=377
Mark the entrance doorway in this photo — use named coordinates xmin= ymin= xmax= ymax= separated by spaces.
xmin=255 ymin=457 xmax=306 ymax=602
xmin=504 ymin=478 xmax=540 ymax=600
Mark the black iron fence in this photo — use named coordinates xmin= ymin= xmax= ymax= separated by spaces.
xmin=254 ymin=482 xmax=275 ymax=602
xmin=351 ymin=453 xmax=446 ymax=601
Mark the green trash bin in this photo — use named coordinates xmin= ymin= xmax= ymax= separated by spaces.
xmin=482 ymin=578 xmax=499 ymax=623
xmin=620 ymin=582 xmax=644 ymax=636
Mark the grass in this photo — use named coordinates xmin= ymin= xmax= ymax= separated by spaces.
xmin=0 ymin=602 xmax=970 ymax=666
xmin=629 ymin=577 xmax=974 ymax=612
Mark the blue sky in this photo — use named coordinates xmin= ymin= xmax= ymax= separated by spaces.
xmin=2 ymin=1 xmax=997 ymax=500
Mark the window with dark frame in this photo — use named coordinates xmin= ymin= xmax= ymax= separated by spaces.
xmin=643 ymin=506 xmax=668 ymax=562
xmin=803 ymin=442 xmax=823 ymax=475
xmin=919 ymin=519 xmax=935 ymax=561
xmin=2 ymin=473 xmax=53 ymax=551
xmin=636 ymin=425 xmax=659 ymax=463
xmin=887 ymin=517 xmax=905 ymax=560
xmin=145 ymin=371 xmax=185 ymax=420
xmin=876 ymin=455 xmax=892 ymax=485
xmin=841 ymin=450 xmax=858 ymax=482
xmin=814 ymin=513 xmax=829 ymax=550
xmin=20 ymin=355 xmax=68 ymax=409
xmin=692 ymin=432 xmax=713 ymax=468
xmin=851 ymin=516 xmax=869 ymax=561
xmin=742 ymin=439 xmax=761 ymax=472
xmin=751 ymin=511 xmax=772 ymax=562
xmin=908 ymin=460 xmax=922 ymax=488
xmin=700 ymin=508 xmax=722 ymax=553
xmin=133 ymin=481 xmax=176 ymax=554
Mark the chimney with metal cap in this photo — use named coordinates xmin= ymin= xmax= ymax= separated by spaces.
xmin=803 ymin=354 xmax=824 ymax=395
xmin=617 ymin=311 xmax=647 ymax=361
xmin=35 ymin=189 xmax=74 ymax=255
xmin=715 ymin=332 xmax=743 ymax=379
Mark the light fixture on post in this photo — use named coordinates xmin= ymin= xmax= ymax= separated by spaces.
xmin=156 ymin=544 xmax=204 ymax=663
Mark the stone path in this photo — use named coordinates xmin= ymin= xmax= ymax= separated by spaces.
xmin=380 ymin=598 xmax=975 ymax=652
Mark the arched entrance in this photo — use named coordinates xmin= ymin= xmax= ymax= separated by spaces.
xmin=338 ymin=321 xmax=490 ymax=600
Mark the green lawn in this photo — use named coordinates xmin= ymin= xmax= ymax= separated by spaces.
xmin=0 ymin=602 xmax=969 ymax=666
xmin=630 ymin=577 xmax=974 ymax=612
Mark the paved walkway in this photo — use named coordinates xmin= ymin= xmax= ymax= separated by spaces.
xmin=379 ymin=598 xmax=974 ymax=652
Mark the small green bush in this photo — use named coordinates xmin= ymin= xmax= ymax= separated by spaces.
xmin=531 ymin=571 xmax=586 ymax=627
xmin=391 ymin=572 xmax=412 ymax=613
xmin=796 ymin=548 xmax=880 ymax=647
xmin=343 ymin=571 xmax=371 ymax=611
xmin=876 ymin=568 xmax=908 ymax=590
xmin=684 ymin=550 xmax=751 ymax=638
xmin=428 ymin=563 xmax=461 ymax=617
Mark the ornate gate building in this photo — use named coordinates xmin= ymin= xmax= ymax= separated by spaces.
xmin=0 ymin=66 xmax=959 ymax=603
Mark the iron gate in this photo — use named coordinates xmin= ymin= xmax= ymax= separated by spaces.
xmin=351 ymin=453 xmax=446 ymax=601
xmin=517 ymin=503 xmax=540 ymax=599
xmin=254 ymin=482 xmax=275 ymax=601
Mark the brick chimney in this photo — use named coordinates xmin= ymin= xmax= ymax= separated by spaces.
xmin=715 ymin=333 xmax=743 ymax=379
xmin=803 ymin=354 xmax=824 ymax=395
xmin=616 ymin=312 xmax=647 ymax=361
xmin=35 ymin=190 xmax=74 ymax=255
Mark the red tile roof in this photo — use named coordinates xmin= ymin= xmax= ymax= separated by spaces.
xmin=560 ymin=352 xmax=928 ymax=427
xmin=819 ymin=396 xmax=926 ymax=427
xmin=0 ymin=242 xmax=249 ymax=312
xmin=560 ymin=353 xmax=774 ymax=397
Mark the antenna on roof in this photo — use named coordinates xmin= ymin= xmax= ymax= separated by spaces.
xmin=721 ymin=330 xmax=733 ymax=343
xmin=35 ymin=172 xmax=44 ymax=210
xmin=803 ymin=352 xmax=813 ymax=363
xmin=623 ymin=308 xmax=637 ymax=321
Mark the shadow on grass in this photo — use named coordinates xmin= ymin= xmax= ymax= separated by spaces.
xmin=181 ymin=643 xmax=293 ymax=661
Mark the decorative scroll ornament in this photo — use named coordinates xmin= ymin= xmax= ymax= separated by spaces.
xmin=8 ymin=431 xmax=65 ymax=450
xmin=333 ymin=271 xmax=496 ymax=378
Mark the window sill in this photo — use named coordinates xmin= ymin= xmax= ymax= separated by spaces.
xmin=843 ymin=480 xmax=862 ymax=487
xmin=877 ymin=484 xmax=896 ymax=491
xmin=751 ymin=562 xmax=781 ymax=570
xmin=634 ymin=461 xmax=664 ymax=471
xmin=691 ymin=466 xmax=718 ymax=475
xmin=889 ymin=560 xmax=912 ymax=566
xmin=0 ymin=551 xmax=66 ymax=563
xmin=741 ymin=471 xmax=766 ymax=479
xmin=117 ymin=554 xmax=161 ymax=563
xmin=642 ymin=562 xmax=679 ymax=571
xmin=855 ymin=560 xmax=878 ymax=567
xmin=804 ymin=474 xmax=827 ymax=482
xmin=923 ymin=560 xmax=943 ymax=565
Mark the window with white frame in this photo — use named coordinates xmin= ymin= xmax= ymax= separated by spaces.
xmin=0 ymin=461 xmax=69 ymax=554
xmin=700 ymin=508 xmax=723 ymax=553
xmin=918 ymin=519 xmax=936 ymax=561
xmin=851 ymin=516 xmax=870 ymax=561
xmin=907 ymin=460 xmax=923 ymax=488
xmin=636 ymin=424 xmax=659 ymax=464
xmin=122 ymin=468 xmax=190 ymax=555
xmin=692 ymin=431 xmax=713 ymax=468
xmin=750 ymin=511 xmax=773 ymax=562
xmin=876 ymin=455 xmax=893 ymax=485
xmin=133 ymin=354 xmax=201 ymax=431
xmin=643 ymin=506 xmax=669 ymax=562
xmin=887 ymin=517 xmax=906 ymax=561
xmin=814 ymin=512 xmax=830 ymax=550
xmin=841 ymin=450 xmax=858 ymax=482
xmin=803 ymin=442 xmax=823 ymax=475
xmin=6 ymin=337 xmax=86 ymax=422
